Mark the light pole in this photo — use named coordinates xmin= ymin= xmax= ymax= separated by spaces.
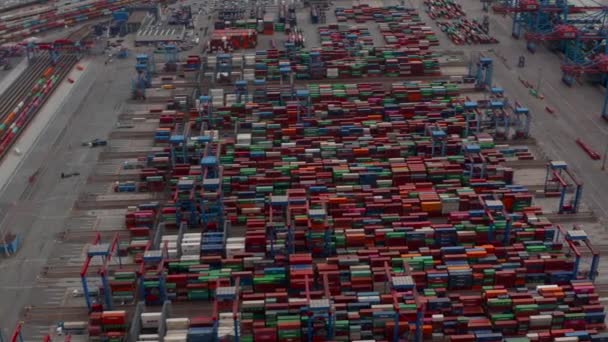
xmin=536 ymin=67 xmax=543 ymax=96
xmin=602 ymin=140 xmax=608 ymax=170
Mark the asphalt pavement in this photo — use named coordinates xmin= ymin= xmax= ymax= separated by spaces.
xmin=0 ymin=53 xmax=134 ymax=336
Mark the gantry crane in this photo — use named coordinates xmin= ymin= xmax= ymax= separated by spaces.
xmin=213 ymin=277 xmax=241 ymax=342
xmin=81 ymin=233 xmax=123 ymax=311
xmin=555 ymin=224 xmax=599 ymax=280
xmin=544 ymin=161 xmax=583 ymax=213
xmin=133 ymin=54 xmax=154 ymax=100
xmin=163 ymin=44 xmax=179 ymax=72
xmin=524 ymin=23 xmax=578 ymax=52
xmin=303 ymin=272 xmax=335 ymax=342
xmin=557 ymin=9 xmax=608 ymax=119
xmin=426 ymin=123 xmax=447 ymax=157
xmin=138 ymin=241 xmax=168 ymax=306
xmin=478 ymin=195 xmax=513 ymax=244
xmin=267 ymin=193 xmax=289 ymax=257
xmin=496 ymin=0 xmax=602 ymax=40
xmin=381 ymin=260 xmax=423 ymax=342
xmin=562 ymin=52 xmax=608 ymax=119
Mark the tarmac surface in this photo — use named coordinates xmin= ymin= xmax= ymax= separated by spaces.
xmin=0 ymin=53 xmax=133 ymax=338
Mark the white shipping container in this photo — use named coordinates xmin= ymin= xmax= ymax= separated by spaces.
xmin=165 ymin=330 xmax=189 ymax=336
xmin=164 ymin=335 xmax=186 ymax=342
xmin=62 ymin=321 xmax=88 ymax=329
xmin=526 ymin=333 xmax=539 ymax=341
xmin=536 ymin=284 xmax=559 ymax=290
xmin=168 ymin=249 xmax=178 ymax=259
xmin=237 ymin=133 xmax=251 ymax=145
xmin=181 ymin=236 xmax=201 ymax=242
xmin=241 ymin=207 xmax=261 ymax=214
xmin=166 ymin=318 xmax=190 ymax=330
xmin=181 ymin=236 xmax=201 ymax=243
xmin=141 ymin=312 xmax=162 ymax=328
xmin=180 ymin=239 xmax=200 ymax=244
xmin=432 ymin=314 xmax=444 ymax=322
xmin=241 ymin=300 xmax=264 ymax=309
xmin=180 ymin=255 xmax=199 ymax=262
xmin=104 ymin=310 xmax=127 ymax=315
xmin=162 ymin=235 xmax=178 ymax=242
xmin=182 ymin=232 xmax=201 ymax=237
xmin=181 ymin=243 xmax=200 ymax=254
xmin=370 ymin=304 xmax=392 ymax=310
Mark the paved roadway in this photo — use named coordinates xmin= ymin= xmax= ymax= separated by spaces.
xmin=0 ymin=53 xmax=133 ymax=336
xmin=0 ymin=58 xmax=27 ymax=94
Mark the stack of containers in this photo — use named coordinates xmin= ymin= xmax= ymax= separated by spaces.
xmin=424 ymin=0 xmax=466 ymax=19
xmin=380 ymin=21 xmax=438 ymax=48
xmin=137 ymin=311 xmax=163 ymax=341
xmin=201 ymin=231 xmax=224 ymax=256
xmin=225 ymin=237 xmax=246 ymax=257
xmin=334 ymin=5 xmax=439 ymax=48
xmin=88 ymin=310 xmax=129 ymax=341
xmin=0 ymin=0 xmax=142 ymax=44
xmin=180 ymin=233 xmax=201 ymax=259
xmin=188 ymin=320 xmax=216 ymax=341
xmin=437 ymin=19 xmax=499 ymax=45
xmin=214 ymin=46 xmax=440 ymax=83
xmin=165 ymin=318 xmax=189 ymax=342
xmin=109 ymin=272 xmax=138 ymax=304
xmin=147 ymin=152 xmax=170 ymax=170
xmin=210 ymin=89 xmax=225 ymax=109
xmin=161 ymin=206 xmax=178 ymax=229
xmin=124 ymin=203 xmax=157 ymax=255
xmin=318 ymin=24 xmax=374 ymax=49
xmin=160 ymin=226 xmax=183 ymax=259
xmin=422 ymin=0 xmax=498 ymax=45
xmin=155 ymin=128 xmax=171 ymax=143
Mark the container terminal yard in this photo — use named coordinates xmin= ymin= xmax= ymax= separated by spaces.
xmin=2 ymin=0 xmax=608 ymax=340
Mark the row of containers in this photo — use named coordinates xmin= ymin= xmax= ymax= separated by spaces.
xmin=0 ymin=57 xmax=79 ymax=159
xmin=190 ymin=81 xmax=529 ymax=140
xmin=202 ymin=47 xmax=442 ymax=82
xmin=0 ymin=0 xmax=142 ymax=43
xmin=333 ymin=5 xmax=440 ymax=49
xmin=63 ymin=280 xmax=607 ymax=341
xmin=332 ymin=3 xmax=497 ymax=46
xmin=204 ymin=7 xmax=442 ymax=77
xmin=318 ymin=23 xmax=438 ymax=56
xmin=70 ymin=69 xmax=604 ymax=342
xmin=422 ymin=0 xmax=499 ymax=45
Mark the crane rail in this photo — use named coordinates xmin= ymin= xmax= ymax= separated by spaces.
xmin=66 ymin=24 xmax=92 ymax=43
xmin=0 ymin=54 xmax=78 ymax=162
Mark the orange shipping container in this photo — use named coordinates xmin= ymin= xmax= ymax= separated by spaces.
xmin=42 ymin=67 xmax=54 ymax=78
